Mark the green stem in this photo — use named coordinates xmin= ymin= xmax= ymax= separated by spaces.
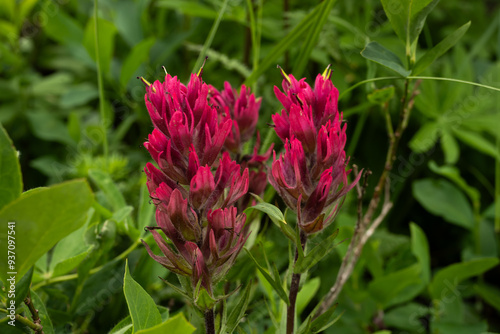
xmin=15 ymin=314 xmax=44 ymax=332
xmin=192 ymin=0 xmax=229 ymax=73
xmin=339 ymin=76 xmax=500 ymax=100
xmin=32 ymin=239 xmax=142 ymax=290
xmin=94 ymin=0 xmax=108 ymax=160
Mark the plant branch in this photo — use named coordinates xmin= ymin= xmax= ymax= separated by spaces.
xmin=24 ymin=290 xmax=44 ymax=334
xmin=315 ymin=79 xmax=420 ymax=318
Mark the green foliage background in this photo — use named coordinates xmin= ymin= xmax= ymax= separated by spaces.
xmin=0 ymin=0 xmax=499 ymax=333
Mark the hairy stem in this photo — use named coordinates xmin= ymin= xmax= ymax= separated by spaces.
xmin=205 ymin=308 xmax=215 ymax=334
xmin=286 ymin=231 xmax=307 ymax=334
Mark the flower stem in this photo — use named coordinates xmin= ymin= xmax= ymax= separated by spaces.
xmin=286 ymin=231 xmax=307 ymax=334
xmin=94 ymin=0 xmax=108 ymax=160
xmin=205 ymin=308 xmax=215 ymax=334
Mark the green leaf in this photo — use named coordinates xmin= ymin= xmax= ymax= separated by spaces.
xmin=0 ymin=180 xmax=93 ymax=284
xmin=310 ymin=303 xmax=342 ymax=333
xmin=410 ymin=223 xmax=430 ymax=283
xmin=412 ymin=21 xmax=471 ymax=75
xmin=474 ymin=283 xmax=500 ymax=313
xmin=44 ymin=10 xmax=84 ymax=46
xmin=295 ymin=229 xmax=340 ymax=273
xmin=412 ymin=178 xmax=474 ymax=229
xmin=367 ymin=86 xmax=395 ymax=105
xmin=0 ymin=124 xmax=22 ymax=211
xmin=296 ymin=277 xmax=320 ymax=316
xmin=83 ymin=17 xmax=117 ymax=75
xmin=452 ymin=128 xmax=500 ymax=161
xmin=292 ymin=0 xmax=336 ymax=77
xmin=26 ymin=110 xmax=76 ymax=147
xmin=224 ymin=282 xmax=253 ymax=334
xmin=440 ymin=130 xmax=460 ymax=164
xmin=244 ymin=2 xmax=324 ymax=85
xmin=30 ymin=289 xmax=55 ymax=334
xmin=368 ymin=264 xmax=423 ymax=308
xmin=428 ymin=161 xmax=480 ymax=204
xmin=195 ymin=287 xmax=217 ymax=310
xmin=51 ymin=246 xmax=93 ymax=278
xmin=109 ymin=306 xmax=170 ymax=334
xmin=381 ymin=0 xmax=440 ymax=45
xmin=88 ymin=169 xmax=127 ymax=210
xmin=384 ymin=302 xmax=428 ymax=333
xmin=135 ymin=313 xmax=196 ymax=334
xmin=408 ymin=121 xmax=439 ymax=153
xmin=429 ymin=257 xmax=499 ymax=300
xmin=138 ymin=179 xmax=155 ymax=236
xmin=123 ymin=259 xmax=162 ymax=331
xmin=244 ymin=249 xmax=289 ymax=305
xmin=245 ymin=201 xmax=296 ymax=244
xmin=120 ymin=37 xmax=156 ymax=89
xmin=361 ymin=42 xmax=411 ymax=77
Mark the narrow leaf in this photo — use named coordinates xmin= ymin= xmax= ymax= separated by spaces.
xmin=410 ymin=223 xmax=430 ymax=283
xmin=412 ymin=21 xmax=471 ymax=75
xmin=0 ymin=124 xmax=22 ymax=210
xmin=361 ymin=42 xmax=411 ymax=77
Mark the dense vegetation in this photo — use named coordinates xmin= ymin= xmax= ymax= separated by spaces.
xmin=0 ymin=0 xmax=499 ymax=333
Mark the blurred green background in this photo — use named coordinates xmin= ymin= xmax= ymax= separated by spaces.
xmin=1 ymin=0 xmax=499 ymax=333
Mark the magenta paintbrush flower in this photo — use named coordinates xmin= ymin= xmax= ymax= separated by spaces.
xmin=270 ymin=66 xmax=360 ymax=234
xmin=140 ymin=69 xmax=250 ymax=297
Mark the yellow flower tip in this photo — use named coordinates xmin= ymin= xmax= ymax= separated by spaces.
xmin=322 ymin=64 xmax=333 ymax=80
xmin=138 ymin=76 xmax=156 ymax=93
xmin=277 ymin=65 xmax=291 ymax=84
xmin=197 ymin=56 xmax=208 ymax=78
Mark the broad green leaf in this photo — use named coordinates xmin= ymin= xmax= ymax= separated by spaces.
xmin=123 ymin=259 xmax=162 ymax=331
xmin=410 ymin=223 xmax=430 ymax=283
xmin=244 ymin=249 xmax=289 ymax=305
xmin=14 ymin=267 xmax=33 ymax=309
xmin=31 ymin=72 xmax=73 ymax=96
xmin=361 ymin=42 xmax=411 ymax=77
xmin=412 ymin=178 xmax=474 ymax=229
xmin=135 ymin=313 xmax=196 ymax=334
xmin=0 ymin=124 xmax=22 ymax=210
xmin=120 ymin=37 xmax=156 ymax=89
xmin=428 ymin=161 xmax=480 ymax=204
xmin=295 ymin=229 xmax=340 ymax=273
xmin=440 ymin=130 xmax=460 ymax=164
xmin=29 ymin=289 xmax=55 ymax=334
xmin=292 ymin=0 xmax=336 ymax=77
xmin=367 ymin=86 xmax=395 ymax=105
xmin=412 ymin=21 xmax=471 ymax=75
xmin=244 ymin=2 xmax=324 ymax=85
xmin=224 ymin=282 xmax=252 ymax=334
xmin=429 ymin=257 xmax=499 ymax=300
xmin=368 ymin=264 xmax=423 ymax=308
xmin=452 ymin=128 xmax=500 ymax=161
xmin=112 ymin=0 xmax=145 ymax=47
xmin=408 ymin=121 xmax=439 ymax=153
xmin=296 ymin=277 xmax=320 ymax=316
xmin=60 ymin=83 xmax=98 ymax=109
xmin=83 ymin=17 xmax=117 ymax=75
xmin=0 ymin=180 xmax=93 ymax=284
xmin=474 ymin=283 xmax=500 ymax=312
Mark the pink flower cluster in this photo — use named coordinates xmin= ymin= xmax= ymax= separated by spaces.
xmin=269 ymin=67 xmax=361 ymax=234
xmin=141 ymin=72 xmax=262 ymax=294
